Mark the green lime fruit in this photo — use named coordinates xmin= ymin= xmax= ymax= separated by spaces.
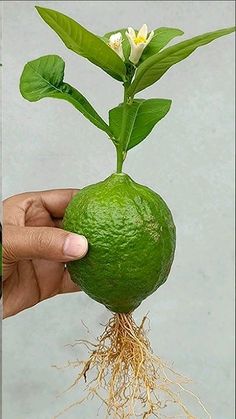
xmin=63 ymin=173 xmax=176 ymax=313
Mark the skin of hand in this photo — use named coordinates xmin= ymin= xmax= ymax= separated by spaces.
xmin=2 ymin=189 xmax=88 ymax=319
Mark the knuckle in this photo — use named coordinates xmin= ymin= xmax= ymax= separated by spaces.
xmin=31 ymin=228 xmax=53 ymax=253
xmin=2 ymin=227 xmax=16 ymax=262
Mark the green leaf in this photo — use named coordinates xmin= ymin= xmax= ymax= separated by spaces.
xmin=109 ymin=98 xmax=171 ymax=150
xmin=109 ymin=100 xmax=143 ymax=148
xmin=20 ymin=55 xmax=112 ymax=136
xmin=139 ymin=27 xmax=184 ymax=63
xmin=128 ymin=26 xmax=235 ymax=95
xmin=35 ymin=6 xmax=127 ymax=82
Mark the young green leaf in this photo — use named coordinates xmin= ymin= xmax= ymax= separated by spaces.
xmin=139 ymin=27 xmax=184 ymax=63
xmin=110 ymin=100 xmax=143 ymax=148
xmin=128 ymin=26 xmax=235 ymax=95
xmin=20 ymin=55 xmax=112 ymax=136
xmin=35 ymin=6 xmax=127 ymax=82
xmin=109 ymin=98 xmax=171 ymax=150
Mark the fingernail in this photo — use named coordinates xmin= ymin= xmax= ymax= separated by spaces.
xmin=63 ymin=234 xmax=88 ymax=258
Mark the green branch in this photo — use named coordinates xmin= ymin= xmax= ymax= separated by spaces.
xmin=116 ymin=85 xmax=133 ymax=173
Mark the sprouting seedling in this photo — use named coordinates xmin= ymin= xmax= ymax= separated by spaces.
xmin=20 ymin=6 xmax=235 ymax=175
xmin=19 ymin=6 xmax=235 ymax=419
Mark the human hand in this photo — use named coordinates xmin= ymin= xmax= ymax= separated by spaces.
xmin=2 ymin=189 xmax=88 ymax=318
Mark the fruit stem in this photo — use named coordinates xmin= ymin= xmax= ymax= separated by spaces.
xmin=116 ymin=84 xmax=133 ymax=174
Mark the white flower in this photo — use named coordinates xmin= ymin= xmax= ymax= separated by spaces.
xmin=108 ymin=32 xmax=125 ymax=61
xmin=126 ymin=24 xmax=154 ymax=65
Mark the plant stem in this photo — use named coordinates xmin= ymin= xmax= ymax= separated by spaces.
xmin=116 ymin=146 xmax=124 ymax=174
xmin=116 ymin=85 xmax=132 ymax=173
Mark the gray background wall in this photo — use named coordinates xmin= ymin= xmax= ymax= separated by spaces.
xmin=2 ymin=1 xmax=235 ymax=418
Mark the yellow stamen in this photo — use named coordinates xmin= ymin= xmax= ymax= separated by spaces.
xmin=134 ymin=35 xmax=146 ymax=45
xmin=109 ymin=40 xmax=119 ymax=49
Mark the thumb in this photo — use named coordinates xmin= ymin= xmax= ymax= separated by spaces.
xmin=3 ymin=225 xmax=88 ymax=263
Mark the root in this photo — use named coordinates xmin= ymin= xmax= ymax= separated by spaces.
xmin=53 ymin=313 xmax=210 ymax=419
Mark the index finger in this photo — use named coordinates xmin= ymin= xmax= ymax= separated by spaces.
xmin=40 ymin=189 xmax=79 ymax=218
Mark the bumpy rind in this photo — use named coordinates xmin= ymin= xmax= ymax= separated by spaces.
xmin=63 ymin=173 xmax=176 ymax=313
